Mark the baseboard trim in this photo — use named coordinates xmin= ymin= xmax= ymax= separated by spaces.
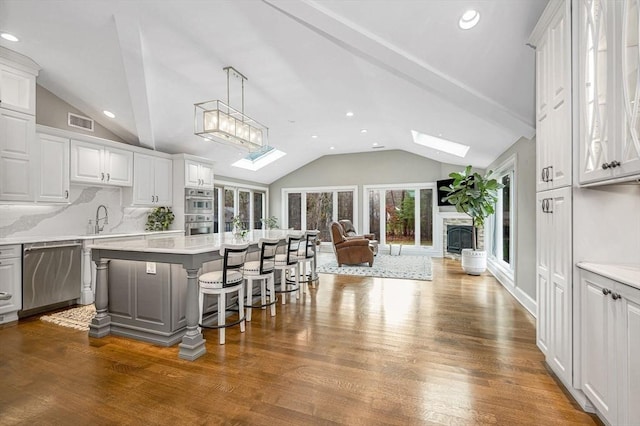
xmin=488 ymin=261 xmax=536 ymax=317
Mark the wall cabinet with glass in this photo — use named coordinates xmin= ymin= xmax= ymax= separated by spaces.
xmin=579 ymin=266 xmax=640 ymax=426
xmin=579 ymin=0 xmax=640 ymax=184
xmin=70 ymin=139 xmax=133 ymax=186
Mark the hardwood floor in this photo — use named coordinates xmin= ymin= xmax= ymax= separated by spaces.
xmin=0 ymin=258 xmax=599 ymax=425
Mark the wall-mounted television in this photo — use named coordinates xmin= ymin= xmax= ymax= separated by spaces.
xmin=436 ymin=178 xmax=455 ymax=206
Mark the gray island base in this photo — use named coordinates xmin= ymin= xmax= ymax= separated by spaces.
xmin=88 ymin=230 xmax=301 ymax=360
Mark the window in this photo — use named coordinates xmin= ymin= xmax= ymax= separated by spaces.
xmin=283 ymin=186 xmax=357 ymax=241
xmin=488 ymin=156 xmax=515 ymax=276
xmin=364 ymin=184 xmax=435 ymax=248
xmin=213 ymin=181 xmax=268 ymax=232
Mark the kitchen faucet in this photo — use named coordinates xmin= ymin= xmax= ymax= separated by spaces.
xmin=95 ymin=204 xmax=109 ymax=234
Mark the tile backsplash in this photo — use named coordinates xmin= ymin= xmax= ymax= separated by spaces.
xmin=0 ymin=185 xmax=151 ymax=239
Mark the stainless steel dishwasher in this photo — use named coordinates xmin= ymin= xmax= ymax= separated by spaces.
xmin=21 ymin=240 xmax=82 ymax=317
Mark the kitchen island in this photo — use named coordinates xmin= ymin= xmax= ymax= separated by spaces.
xmin=88 ymin=230 xmax=302 ymax=361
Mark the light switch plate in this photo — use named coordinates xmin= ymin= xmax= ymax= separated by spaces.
xmin=146 ymin=262 xmax=157 ymax=274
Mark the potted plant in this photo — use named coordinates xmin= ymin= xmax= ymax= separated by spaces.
xmin=440 ymin=165 xmax=503 ymax=275
xmin=145 ymin=206 xmax=175 ymax=231
xmin=260 ymin=215 xmax=279 ymax=229
xmin=231 ymin=215 xmax=248 ymax=239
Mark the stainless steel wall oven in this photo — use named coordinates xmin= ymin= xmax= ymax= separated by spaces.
xmin=185 ymin=189 xmax=214 ymax=235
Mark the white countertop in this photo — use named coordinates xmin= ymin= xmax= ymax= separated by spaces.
xmin=0 ymin=230 xmax=183 ymax=245
xmin=577 ymin=262 xmax=640 ymax=290
xmin=88 ymin=230 xmax=304 ymax=255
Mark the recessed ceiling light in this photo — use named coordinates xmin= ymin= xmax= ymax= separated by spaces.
xmin=103 ymin=110 xmax=115 ymax=119
xmin=345 ymin=111 xmax=354 ymax=118
xmin=360 ymin=129 xmax=367 ymax=134
xmin=411 ymin=130 xmax=470 ymax=158
xmin=311 ymin=135 xmax=318 ymax=139
xmin=372 ymin=142 xmax=379 ymax=146
xmin=459 ymin=10 xmax=480 ymax=30
xmin=330 ymin=146 xmax=335 ymax=150
xmin=1 ymin=32 xmax=19 ymax=42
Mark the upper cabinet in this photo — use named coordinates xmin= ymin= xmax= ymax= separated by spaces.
xmin=0 ymin=62 xmax=36 ymax=115
xmin=532 ymin=0 xmax=572 ymax=192
xmin=37 ymin=133 xmax=69 ymax=203
xmin=70 ymin=139 xmax=133 ymax=187
xmin=184 ymin=158 xmax=213 ymax=189
xmin=0 ymin=108 xmax=35 ymax=201
xmin=131 ymin=153 xmax=173 ymax=206
xmin=579 ymin=0 xmax=640 ymax=184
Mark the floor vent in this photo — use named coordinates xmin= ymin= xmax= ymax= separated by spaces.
xmin=68 ymin=113 xmax=94 ymax=132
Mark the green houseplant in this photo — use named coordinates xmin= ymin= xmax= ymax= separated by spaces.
xmin=145 ymin=206 xmax=175 ymax=231
xmin=440 ymin=165 xmax=503 ymax=275
xmin=231 ymin=215 xmax=248 ymax=238
xmin=260 ymin=215 xmax=279 ymax=229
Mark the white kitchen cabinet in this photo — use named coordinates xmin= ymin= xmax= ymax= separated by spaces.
xmin=37 ymin=133 xmax=70 ymax=203
xmin=185 ymin=159 xmax=213 ymax=189
xmin=132 ymin=153 xmax=173 ymax=206
xmin=536 ymin=186 xmax=572 ymax=385
xmin=579 ymin=268 xmax=640 ymax=425
xmin=578 ymin=0 xmax=640 ymax=184
xmin=532 ymin=0 xmax=572 ymax=192
xmin=0 ymin=108 xmax=35 ymax=201
xmin=0 ymin=244 xmax=22 ymax=324
xmin=0 ymin=62 xmax=36 ymax=115
xmin=70 ymin=139 xmax=133 ymax=186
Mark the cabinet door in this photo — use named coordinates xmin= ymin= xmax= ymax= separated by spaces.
xmin=0 ymin=257 xmax=21 ymax=316
xmin=38 ymin=134 xmax=70 ymax=203
xmin=536 ymin=34 xmax=551 ymax=192
xmin=185 ymin=159 xmax=201 ymax=187
xmin=104 ymin=147 xmax=132 ymax=186
xmin=548 ymin=3 xmax=572 ymax=189
xmin=154 ymin=157 xmax=173 ymax=205
xmin=132 ymin=153 xmax=155 ymax=205
xmin=70 ymin=140 xmax=103 ymax=184
xmin=0 ymin=109 xmax=34 ymax=201
xmin=581 ymin=270 xmax=617 ymax=425
xmin=619 ymin=0 xmax=640 ymax=178
xmin=536 ymin=193 xmax=551 ymax=355
xmin=579 ymin=0 xmax=615 ymax=183
xmin=0 ymin=64 xmax=35 ymax=115
xmin=617 ymin=281 xmax=640 ymax=426
xmin=548 ymin=188 xmax=572 ymax=382
xmin=199 ymin=163 xmax=214 ymax=189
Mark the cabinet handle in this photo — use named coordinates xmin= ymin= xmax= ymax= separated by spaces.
xmin=602 ymin=288 xmax=611 ymax=296
xmin=154 ymin=195 xmax=158 ymax=202
xmin=547 ymin=166 xmax=553 ymax=181
xmin=541 ymin=167 xmax=546 ymax=182
xmin=0 ymin=292 xmax=12 ymax=301
xmin=547 ymin=198 xmax=553 ymax=214
xmin=65 ymin=190 xmax=69 ymax=199
xmin=611 ymin=292 xmax=621 ymax=300
xmin=602 ymin=161 xmax=620 ymax=170
xmin=101 ymin=172 xmax=105 ymax=181
xmin=151 ymin=195 xmax=155 ymax=203
xmin=106 ymin=173 xmax=110 ymax=181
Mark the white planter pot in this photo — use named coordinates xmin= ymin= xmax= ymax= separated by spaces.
xmin=461 ymin=249 xmax=487 ymax=275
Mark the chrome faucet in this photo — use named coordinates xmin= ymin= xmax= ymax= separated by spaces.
xmin=95 ymin=204 xmax=109 ymax=234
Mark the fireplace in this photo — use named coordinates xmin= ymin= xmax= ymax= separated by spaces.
xmin=446 ymin=225 xmax=473 ymax=254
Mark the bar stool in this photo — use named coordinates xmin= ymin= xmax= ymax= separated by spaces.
xmin=297 ymin=230 xmax=319 ymax=291
xmin=274 ymin=234 xmax=302 ymax=304
xmin=198 ymin=243 xmax=249 ymax=345
xmin=243 ymin=238 xmax=280 ymax=321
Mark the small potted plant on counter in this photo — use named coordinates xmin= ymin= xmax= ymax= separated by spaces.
xmin=440 ymin=165 xmax=503 ymax=275
xmin=231 ymin=215 xmax=249 ymax=239
xmin=145 ymin=206 xmax=175 ymax=231
xmin=260 ymin=215 xmax=279 ymax=229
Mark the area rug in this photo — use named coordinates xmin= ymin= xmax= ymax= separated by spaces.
xmin=40 ymin=304 xmax=95 ymax=331
xmin=317 ymin=254 xmax=432 ymax=281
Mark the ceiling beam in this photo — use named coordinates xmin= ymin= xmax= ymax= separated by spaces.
xmin=113 ymin=13 xmax=156 ymax=149
xmin=263 ymin=0 xmax=535 ymax=140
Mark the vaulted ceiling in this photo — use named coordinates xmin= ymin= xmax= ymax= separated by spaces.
xmin=0 ymin=0 xmax=547 ymax=184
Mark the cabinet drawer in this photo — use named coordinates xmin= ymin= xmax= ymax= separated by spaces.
xmin=0 ymin=245 xmax=21 ymax=259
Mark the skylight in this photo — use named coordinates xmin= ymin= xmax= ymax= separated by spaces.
xmin=232 ymin=146 xmax=286 ymax=171
xmin=411 ymin=130 xmax=470 ymax=158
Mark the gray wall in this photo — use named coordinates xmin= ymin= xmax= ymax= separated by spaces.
xmin=269 ymin=149 xmax=464 ymax=228
xmin=486 ymin=136 xmax=537 ymax=302
xmin=36 ymin=84 xmax=128 ymax=143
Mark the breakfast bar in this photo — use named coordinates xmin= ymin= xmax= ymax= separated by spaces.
xmin=88 ymin=230 xmax=301 ymax=361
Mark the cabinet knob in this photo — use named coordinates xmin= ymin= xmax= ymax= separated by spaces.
xmin=610 ymin=160 xmax=620 ymax=168
xmin=602 ymin=288 xmax=611 ymax=296
xmin=611 ymin=292 xmax=621 ymax=300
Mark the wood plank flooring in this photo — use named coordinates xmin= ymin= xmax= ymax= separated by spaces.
xmin=0 ymin=258 xmax=600 ymax=425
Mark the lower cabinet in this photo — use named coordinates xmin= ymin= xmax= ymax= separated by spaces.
xmin=0 ymin=244 xmax=22 ymax=324
xmin=580 ymin=268 xmax=640 ymax=425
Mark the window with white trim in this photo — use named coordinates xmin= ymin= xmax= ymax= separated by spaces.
xmin=488 ymin=158 xmax=515 ymax=274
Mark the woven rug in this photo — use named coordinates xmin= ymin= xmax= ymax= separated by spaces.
xmin=40 ymin=304 xmax=95 ymax=331
xmin=317 ymin=254 xmax=432 ymax=281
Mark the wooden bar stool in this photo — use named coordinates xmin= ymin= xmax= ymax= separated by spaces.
xmin=243 ymin=238 xmax=279 ymax=321
xmin=198 ymin=243 xmax=249 ymax=345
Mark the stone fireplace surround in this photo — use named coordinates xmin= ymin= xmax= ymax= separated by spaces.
xmin=437 ymin=211 xmax=484 ymax=259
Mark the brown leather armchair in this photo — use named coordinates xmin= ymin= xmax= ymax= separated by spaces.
xmin=338 ymin=219 xmax=378 ymax=255
xmin=330 ymin=221 xmax=374 ymax=267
